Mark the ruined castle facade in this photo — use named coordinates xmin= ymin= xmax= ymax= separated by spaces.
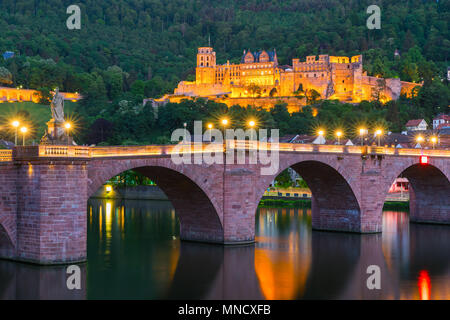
xmin=173 ymin=47 xmax=419 ymax=106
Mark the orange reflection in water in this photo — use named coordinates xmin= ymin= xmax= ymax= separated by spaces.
xmin=418 ymin=270 xmax=431 ymax=300
xmin=254 ymin=209 xmax=311 ymax=300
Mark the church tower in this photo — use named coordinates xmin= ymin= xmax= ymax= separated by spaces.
xmin=196 ymin=47 xmax=216 ymax=85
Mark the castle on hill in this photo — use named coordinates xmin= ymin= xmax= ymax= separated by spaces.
xmin=170 ymin=47 xmax=419 ymax=109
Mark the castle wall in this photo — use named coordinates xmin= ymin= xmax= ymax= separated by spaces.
xmin=0 ymin=87 xmax=82 ymax=103
xmin=217 ymin=96 xmax=306 ymax=113
xmin=171 ymin=48 xmax=421 ymax=111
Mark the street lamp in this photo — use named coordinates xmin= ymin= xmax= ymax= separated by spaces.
xmin=375 ymin=129 xmax=383 ymax=147
xmin=359 ymin=128 xmax=367 ymax=146
xmin=336 ymin=130 xmax=343 ymax=145
xmin=221 ymin=118 xmax=229 ymax=151
xmin=65 ymin=122 xmax=72 ymax=146
xmin=248 ymin=120 xmax=257 ymax=140
xmin=12 ymin=120 xmax=20 ymax=146
xmin=431 ymin=136 xmax=437 ymax=149
xmin=206 ymin=123 xmax=213 ymax=142
xmin=20 ymin=127 xmax=27 ymax=146
xmin=416 ymin=135 xmax=424 ymax=148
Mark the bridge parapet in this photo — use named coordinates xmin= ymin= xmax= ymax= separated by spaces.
xmin=0 ymin=149 xmax=12 ymax=161
xmin=3 ymin=142 xmax=450 ymax=162
xmin=12 ymin=145 xmax=91 ymax=159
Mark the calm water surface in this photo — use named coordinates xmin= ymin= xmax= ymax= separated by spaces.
xmin=1 ymin=198 xmax=449 ymax=300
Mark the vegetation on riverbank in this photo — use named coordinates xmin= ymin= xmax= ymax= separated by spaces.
xmin=258 ymin=198 xmax=312 ymax=208
xmin=259 ymin=198 xmax=409 ymax=210
xmin=383 ymin=201 xmax=410 ymax=211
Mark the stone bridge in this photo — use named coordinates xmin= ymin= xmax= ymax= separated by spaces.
xmin=0 ymin=142 xmax=448 ymax=265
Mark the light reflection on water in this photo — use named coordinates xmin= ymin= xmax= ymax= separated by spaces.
xmin=0 ymin=199 xmax=449 ymax=300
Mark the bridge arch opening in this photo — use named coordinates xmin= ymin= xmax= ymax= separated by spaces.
xmin=383 ymin=163 xmax=450 ymax=225
xmin=88 ymin=165 xmax=224 ymax=243
xmin=256 ymin=160 xmax=362 ymax=233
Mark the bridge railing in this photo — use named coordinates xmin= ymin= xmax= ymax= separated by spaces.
xmin=13 ymin=145 xmax=91 ymax=159
xmin=228 ymin=140 xmax=450 ymax=157
xmin=90 ymin=143 xmax=224 ymax=157
xmin=7 ymin=141 xmax=450 ymax=161
xmin=0 ymin=149 xmax=12 ymax=162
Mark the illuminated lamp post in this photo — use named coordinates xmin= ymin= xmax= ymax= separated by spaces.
xmin=221 ymin=118 xmax=229 ymax=152
xmin=336 ymin=130 xmax=343 ymax=145
xmin=248 ymin=120 xmax=257 ymax=141
xmin=12 ymin=120 xmax=20 ymax=146
xmin=207 ymin=123 xmax=213 ymax=142
xmin=375 ymin=129 xmax=383 ymax=147
xmin=359 ymin=128 xmax=367 ymax=146
xmin=416 ymin=135 xmax=424 ymax=148
xmin=430 ymin=136 xmax=437 ymax=150
xmin=64 ymin=122 xmax=72 ymax=146
xmin=20 ymin=127 xmax=27 ymax=146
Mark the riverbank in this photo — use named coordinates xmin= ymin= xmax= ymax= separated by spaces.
xmin=91 ymin=185 xmax=169 ymax=201
xmin=92 ymin=185 xmax=409 ymax=210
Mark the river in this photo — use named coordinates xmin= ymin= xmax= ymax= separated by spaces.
xmin=0 ymin=198 xmax=449 ymax=300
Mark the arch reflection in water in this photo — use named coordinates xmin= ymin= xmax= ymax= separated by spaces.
xmin=1 ymin=199 xmax=449 ymax=300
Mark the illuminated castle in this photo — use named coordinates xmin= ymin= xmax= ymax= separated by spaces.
xmin=173 ymin=47 xmax=419 ymax=106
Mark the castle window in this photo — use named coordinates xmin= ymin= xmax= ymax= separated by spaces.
xmin=342 ymin=80 xmax=344 ymax=83
xmin=314 ymin=74 xmax=316 ymax=77
xmin=322 ymin=74 xmax=324 ymax=77
xmin=201 ymin=62 xmax=204 ymax=66
xmin=348 ymin=65 xmax=350 ymax=69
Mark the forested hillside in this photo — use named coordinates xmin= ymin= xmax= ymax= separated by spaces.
xmin=0 ymin=0 xmax=449 ymax=95
xmin=0 ymin=0 xmax=449 ymax=145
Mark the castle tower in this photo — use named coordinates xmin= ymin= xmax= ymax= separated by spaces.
xmin=196 ymin=47 xmax=216 ymax=85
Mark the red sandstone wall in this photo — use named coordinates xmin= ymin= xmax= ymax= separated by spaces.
xmin=15 ymin=160 xmax=88 ymax=264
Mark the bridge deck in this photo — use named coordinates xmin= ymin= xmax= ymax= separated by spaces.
xmin=1 ymin=141 xmax=449 ymax=161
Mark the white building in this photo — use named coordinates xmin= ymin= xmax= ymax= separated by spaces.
xmin=405 ymin=119 xmax=428 ymax=131
xmin=433 ymin=114 xmax=450 ymax=130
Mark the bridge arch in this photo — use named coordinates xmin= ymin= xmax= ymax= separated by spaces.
xmin=255 ymin=155 xmax=363 ymax=233
xmin=87 ymin=158 xmax=225 ymax=243
xmin=383 ymin=158 xmax=450 ymax=224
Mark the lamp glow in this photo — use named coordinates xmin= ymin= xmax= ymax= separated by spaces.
xmin=12 ymin=121 xmax=20 ymax=128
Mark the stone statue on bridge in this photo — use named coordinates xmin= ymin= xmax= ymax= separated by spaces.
xmin=40 ymin=88 xmax=74 ymax=145
xmin=50 ymin=88 xmax=65 ymax=124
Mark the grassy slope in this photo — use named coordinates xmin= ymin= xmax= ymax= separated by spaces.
xmin=0 ymin=101 xmax=78 ymax=142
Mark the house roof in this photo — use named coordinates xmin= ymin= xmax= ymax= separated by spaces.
xmin=405 ymin=119 xmax=426 ymax=127
xmin=241 ymin=49 xmax=277 ymax=64
xmin=434 ymin=114 xmax=450 ymax=121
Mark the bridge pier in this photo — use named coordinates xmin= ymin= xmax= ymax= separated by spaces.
xmin=15 ymin=160 xmax=88 ymax=265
